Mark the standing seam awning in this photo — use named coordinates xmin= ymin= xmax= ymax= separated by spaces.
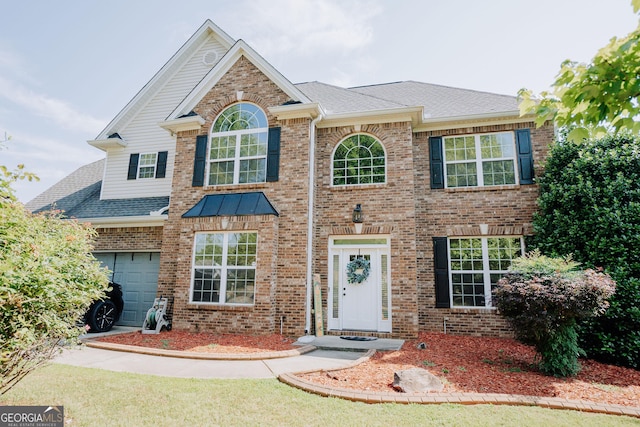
xmin=182 ymin=192 xmax=279 ymax=218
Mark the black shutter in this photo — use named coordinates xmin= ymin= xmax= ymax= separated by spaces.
xmin=192 ymin=135 xmax=208 ymax=187
xmin=127 ymin=154 xmax=139 ymax=180
xmin=155 ymin=151 xmax=168 ymax=178
xmin=515 ymin=129 xmax=534 ymax=185
xmin=266 ymin=127 xmax=281 ymax=182
xmin=429 ymin=136 xmax=444 ymax=189
xmin=433 ymin=237 xmax=450 ymax=308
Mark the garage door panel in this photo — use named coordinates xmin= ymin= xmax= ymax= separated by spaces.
xmin=93 ymin=251 xmax=160 ymax=327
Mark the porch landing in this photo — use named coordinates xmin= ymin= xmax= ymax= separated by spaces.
xmin=294 ymin=335 xmax=404 ymax=351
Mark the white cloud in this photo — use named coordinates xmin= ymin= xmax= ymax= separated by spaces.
xmin=0 ymin=76 xmax=107 ymax=134
xmin=237 ymin=0 xmax=382 ymax=57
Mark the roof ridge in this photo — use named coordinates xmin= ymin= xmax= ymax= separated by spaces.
xmin=351 ymin=80 xmax=517 ymax=99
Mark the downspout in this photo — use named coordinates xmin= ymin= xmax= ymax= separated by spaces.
xmin=304 ymin=112 xmax=323 ymax=336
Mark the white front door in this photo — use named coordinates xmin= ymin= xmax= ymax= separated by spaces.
xmin=327 ymin=237 xmax=391 ymax=333
xmin=342 ymin=251 xmax=377 ymax=330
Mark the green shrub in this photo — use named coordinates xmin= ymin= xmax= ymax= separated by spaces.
xmin=494 ymin=252 xmax=615 ymax=377
xmin=0 ymin=199 xmax=109 ymax=394
xmin=532 ymin=134 xmax=640 ymax=369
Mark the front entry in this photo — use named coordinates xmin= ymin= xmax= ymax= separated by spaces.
xmin=327 ymin=237 xmax=391 ymax=333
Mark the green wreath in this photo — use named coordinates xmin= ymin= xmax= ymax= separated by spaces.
xmin=346 ymin=257 xmax=371 ymax=284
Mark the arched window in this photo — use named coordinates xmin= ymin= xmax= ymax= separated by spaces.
xmin=208 ymin=103 xmax=268 ymax=185
xmin=332 ymin=134 xmax=386 ymax=186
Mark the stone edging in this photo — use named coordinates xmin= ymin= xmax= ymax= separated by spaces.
xmin=84 ymin=340 xmax=317 ymax=360
xmin=278 ymin=350 xmax=640 ymax=419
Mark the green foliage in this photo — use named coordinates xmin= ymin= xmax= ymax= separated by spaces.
xmin=531 ymin=134 xmax=640 ymax=369
xmin=519 ymin=5 xmax=640 ymax=141
xmin=494 ymin=252 xmax=615 ymax=377
xmin=0 ymin=198 xmax=109 ymax=394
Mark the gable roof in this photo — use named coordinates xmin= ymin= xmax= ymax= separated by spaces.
xmin=166 ymin=39 xmax=311 ymax=120
xmin=94 ymin=20 xmax=235 ymax=140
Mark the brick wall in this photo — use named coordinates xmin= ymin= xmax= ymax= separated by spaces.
xmin=314 ymin=122 xmax=419 ymax=339
xmin=413 ymin=122 xmax=554 ymax=337
xmin=157 ymin=56 xmax=311 ymax=336
xmin=93 ymin=226 xmax=163 ymax=252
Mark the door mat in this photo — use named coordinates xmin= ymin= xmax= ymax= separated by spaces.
xmin=339 ymin=336 xmax=378 ymax=341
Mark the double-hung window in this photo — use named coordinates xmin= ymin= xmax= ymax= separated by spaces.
xmin=448 ymin=237 xmax=523 ymax=308
xmin=191 ymin=232 xmax=257 ymax=305
xmin=444 ymin=132 xmax=517 ymax=188
xmin=137 ymin=153 xmax=158 ymax=179
xmin=208 ymin=103 xmax=268 ymax=185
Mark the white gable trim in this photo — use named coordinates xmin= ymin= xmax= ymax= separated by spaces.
xmin=167 ymin=40 xmax=311 ymax=120
xmin=91 ymin=20 xmax=234 ymax=142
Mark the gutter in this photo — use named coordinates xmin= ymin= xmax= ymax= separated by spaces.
xmin=76 ymin=214 xmax=168 ymax=228
xmin=304 ymin=112 xmax=324 ymax=337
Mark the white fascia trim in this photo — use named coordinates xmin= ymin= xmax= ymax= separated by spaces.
xmin=268 ymin=103 xmax=323 ymax=120
xmin=167 ymin=40 xmax=312 ymax=120
xmin=87 ymin=137 xmax=127 ymax=152
xmin=414 ymin=111 xmax=534 ymax=132
xmin=316 ymin=106 xmax=423 ymax=129
xmin=159 ymin=115 xmax=206 ymax=136
xmin=94 ymin=21 xmax=235 ymax=141
xmin=78 ymin=215 xmax=168 ymax=228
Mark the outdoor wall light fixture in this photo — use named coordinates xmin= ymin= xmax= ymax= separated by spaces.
xmin=352 ymin=204 xmax=363 ymax=234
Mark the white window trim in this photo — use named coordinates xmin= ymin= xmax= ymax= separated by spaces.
xmin=189 ymin=231 xmax=258 ymax=306
xmin=137 ymin=152 xmax=158 ymax=179
xmin=447 ymin=236 xmax=524 ymax=309
xmin=443 ymin=131 xmax=518 ymax=188
xmin=331 ymin=133 xmax=387 ymax=187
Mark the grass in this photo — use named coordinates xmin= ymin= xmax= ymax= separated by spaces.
xmin=1 ymin=364 xmax=638 ymax=427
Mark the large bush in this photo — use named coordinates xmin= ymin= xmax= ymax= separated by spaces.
xmin=532 ymin=134 xmax=640 ymax=369
xmin=0 ymin=199 xmax=109 ymax=394
xmin=494 ymin=252 xmax=615 ymax=377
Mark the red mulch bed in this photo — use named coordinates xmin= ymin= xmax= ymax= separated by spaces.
xmin=97 ymin=331 xmax=640 ymax=407
xmin=96 ymin=331 xmax=296 ymax=354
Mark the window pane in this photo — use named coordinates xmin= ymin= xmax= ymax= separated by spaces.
xmin=238 ymin=158 xmax=266 ymax=184
xmin=446 ymin=162 xmax=477 ymax=187
xmin=225 ymin=268 xmax=255 ymax=304
xmin=208 ymin=161 xmax=234 ymax=185
xmin=210 ymin=136 xmax=235 ymax=160
xmin=213 ymin=103 xmax=267 ymax=132
xmin=483 ymin=160 xmax=516 ymax=186
xmin=480 ymin=133 xmax=514 ymax=159
xmin=193 ymin=269 xmax=221 ymax=303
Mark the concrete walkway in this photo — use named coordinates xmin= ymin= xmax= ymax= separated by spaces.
xmin=54 ymin=345 xmax=368 ymax=379
xmin=53 ymin=330 xmax=640 ymax=419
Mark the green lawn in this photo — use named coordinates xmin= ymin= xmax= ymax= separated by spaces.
xmin=1 ymin=364 xmax=638 ymax=427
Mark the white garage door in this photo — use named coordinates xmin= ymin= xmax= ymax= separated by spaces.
xmin=94 ymin=252 xmax=160 ymax=327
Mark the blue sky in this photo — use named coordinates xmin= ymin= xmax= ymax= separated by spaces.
xmin=1 ymin=0 xmax=637 ymax=202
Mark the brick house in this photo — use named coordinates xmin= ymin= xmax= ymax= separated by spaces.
xmin=28 ymin=20 xmax=553 ymax=339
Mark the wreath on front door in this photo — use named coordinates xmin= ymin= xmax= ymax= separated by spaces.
xmin=346 ymin=257 xmax=371 ymax=284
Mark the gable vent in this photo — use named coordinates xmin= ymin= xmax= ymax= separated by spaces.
xmin=202 ymin=50 xmax=219 ymax=66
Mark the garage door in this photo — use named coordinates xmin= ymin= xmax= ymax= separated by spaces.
xmin=94 ymin=252 xmax=160 ymax=327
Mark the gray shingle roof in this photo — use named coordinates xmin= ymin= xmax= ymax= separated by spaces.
xmin=26 ymin=159 xmax=105 ymax=212
xmin=295 ymin=80 xmax=519 ymax=119
xmin=296 ymin=81 xmax=404 ymax=114
xmin=29 ymin=159 xmax=169 ymax=219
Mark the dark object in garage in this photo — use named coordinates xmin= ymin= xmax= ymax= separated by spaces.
xmin=84 ymin=282 xmax=124 ymax=333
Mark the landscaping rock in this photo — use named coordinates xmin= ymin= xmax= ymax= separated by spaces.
xmin=392 ymin=368 xmax=444 ymax=393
